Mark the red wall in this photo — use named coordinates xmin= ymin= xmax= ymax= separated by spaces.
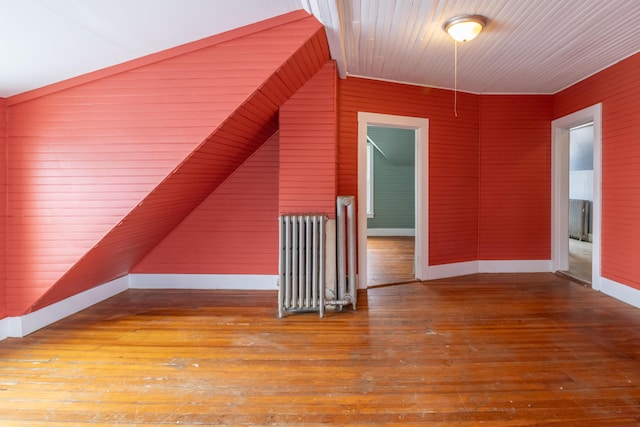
xmin=134 ymin=61 xmax=337 ymax=274
xmin=554 ymin=52 xmax=640 ymax=289
xmin=479 ymin=95 xmax=553 ymax=260
xmin=133 ymin=133 xmax=280 ymax=274
xmin=279 ymin=62 xmax=337 ymax=217
xmin=5 ymin=11 xmax=329 ymax=315
xmin=338 ymin=78 xmax=480 ymax=265
xmin=6 ymin=10 xmax=639 ymax=319
xmin=0 ymin=98 xmax=6 ymax=319
xmin=135 ymin=79 xmax=552 ymax=274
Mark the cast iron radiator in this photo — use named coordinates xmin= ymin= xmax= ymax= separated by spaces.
xmin=278 ymin=214 xmax=327 ymax=318
xmin=569 ymin=199 xmax=592 ymax=241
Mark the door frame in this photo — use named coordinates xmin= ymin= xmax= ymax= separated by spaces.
xmin=357 ymin=112 xmax=429 ymax=288
xmin=551 ymin=103 xmax=602 ymax=290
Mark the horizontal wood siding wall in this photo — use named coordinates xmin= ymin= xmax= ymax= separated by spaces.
xmin=554 ymin=52 xmax=640 ymax=290
xmin=133 ymin=133 xmax=279 ymax=274
xmin=279 ymin=62 xmax=337 ymax=217
xmin=5 ymin=13 xmax=329 ymax=315
xmin=0 ymin=98 xmax=6 ymax=319
xmin=479 ymin=95 xmax=553 ymax=260
xmin=338 ymin=78 xmax=479 ymax=265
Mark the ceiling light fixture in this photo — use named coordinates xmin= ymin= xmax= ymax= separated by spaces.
xmin=443 ymin=14 xmax=487 ymax=117
xmin=443 ymin=15 xmax=486 ymax=43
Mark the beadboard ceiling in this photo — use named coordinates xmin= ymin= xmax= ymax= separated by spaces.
xmin=3 ymin=0 xmax=640 ymax=97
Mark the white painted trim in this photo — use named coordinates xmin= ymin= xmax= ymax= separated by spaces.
xmin=358 ymin=112 xmax=429 ymax=288
xmin=551 ymin=126 xmax=570 ymax=272
xmin=551 ymin=103 xmax=602 ymax=290
xmin=129 ymin=274 xmax=278 ymax=290
xmin=2 ymin=276 xmax=129 ymax=339
xmin=425 ymin=261 xmax=479 ymax=280
xmin=479 ymin=260 xmax=552 ymax=273
xmin=425 ymin=260 xmax=553 ymax=281
xmin=2 ymin=270 xmax=636 ymax=343
xmin=601 ymin=277 xmax=640 ymax=309
xmin=0 ymin=274 xmax=279 ymax=340
xmin=367 ymin=228 xmax=415 ymax=236
xmin=302 ymin=0 xmax=347 ymax=79
xmin=0 ymin=318 xmax=8 ymax=341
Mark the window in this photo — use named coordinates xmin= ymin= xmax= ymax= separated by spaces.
xmin=366 ymin=142 xmax=374 ymax=217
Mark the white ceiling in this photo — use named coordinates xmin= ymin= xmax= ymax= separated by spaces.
xmin=0 ymin=0 xmax=300 ymax=97
xmin=3 ymin=0 xmax=640 ymax=97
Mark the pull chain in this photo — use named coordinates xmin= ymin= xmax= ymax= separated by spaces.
xmin=454 ymin=40 xmax=458 ymax=117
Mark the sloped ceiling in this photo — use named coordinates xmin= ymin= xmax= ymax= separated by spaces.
xmin=3 ymin=0 xmax=640 ymax=97
xmin=0 ymin=0 xmax=300 ymax=96
xmin=368 ymin=127 xmax=415 ymax=167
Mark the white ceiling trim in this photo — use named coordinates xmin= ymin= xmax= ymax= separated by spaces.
xmin=302 ymin=0 xmax=348 ymax=79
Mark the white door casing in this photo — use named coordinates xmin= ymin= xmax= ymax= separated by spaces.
xmin=357 ymin=112 xmax=429 ymax=288
xmin=551 ymin=103 xmax=602 ymax=290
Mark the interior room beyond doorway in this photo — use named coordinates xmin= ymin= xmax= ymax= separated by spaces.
xmin=366 ymin=125 xmax=416 ymax=286
xmin=567 ymin=122 xmax=594 ymax=283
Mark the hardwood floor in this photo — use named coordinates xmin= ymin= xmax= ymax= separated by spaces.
xmin=367 ymin=236 xmax=415 ymax=286
xmin=2 ymin=274 xmax=640 ymax=425
xmin=568 ymin=238 xmax=593 ymax=283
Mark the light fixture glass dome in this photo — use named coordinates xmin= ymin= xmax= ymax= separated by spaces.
xmin=444 ymin=15 xmax=487 ymax=42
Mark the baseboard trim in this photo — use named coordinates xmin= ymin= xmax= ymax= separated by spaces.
xmin=129 ymin=274 xmax=278 ymax=290
xmin=367 ymin=228 xmax=415 ymax=236
xmin=425 ymin=260 xmax=552 ymax=280
xmin=601 ymin=277 xmax=640 ymax=309
xmin=4 ymin=270 xmax=637 ymax=340
xmin=3 ymin=276 xmax=129 ymax=339
xmin=479 ymin=260 xmax=553 ymax=273
xmin=425 ymin=261 xmax=479 ymax=280
xmin=0 ymin=274 xmax=279 ymax=340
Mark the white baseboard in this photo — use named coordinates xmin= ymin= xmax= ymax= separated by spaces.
xmin=600 ymin=277 xmax=640 ymax=309
xmin=3 ymin=270 xmax=638 ymax=340
xmin=425 ymin=261 xmax=479 ymax=280
xmin=0 ymin=274 xmax=279 ymax=340
xmin=2 ymin=276 xmax=129 ymax=339
xmin=425 ymin=260 xmax=552 ymax=281
xmin=129 ymin=274 xmax=278 ymax=290
xmin=479 ymin=260 xmax=552 ymax=273
xmin=425 ymin=262 xmax=640 ymax=309
xmin=367 ymin=228 xmax=415 ymax=236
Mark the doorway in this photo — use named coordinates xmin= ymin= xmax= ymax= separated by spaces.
xmin=567 ymin=123 xmax=594 ymax=282
xmin=551 ymin=104 xmax=602 ymax=289
xmin=357 ymin=112 xmax=429 ymax=289
xmin=366 ymin=126 xmax=416 ymax=285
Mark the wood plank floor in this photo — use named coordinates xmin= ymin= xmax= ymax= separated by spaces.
xmin=568 ymin=238 xmax=593 ymax=283
xmin=2 ymin=273 xmax=640 ymax=425
xmin=367 ymin=236 xmax=415 ymax=286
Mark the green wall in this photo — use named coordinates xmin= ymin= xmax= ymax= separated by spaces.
xmin=367 ymin=127 xmax=415 ymax=230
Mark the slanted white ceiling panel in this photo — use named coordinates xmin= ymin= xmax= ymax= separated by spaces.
xmin=2 ymin=0 xmax=640 ymax=96
xmin=0 ymin=0 xmax=300 ymax=97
